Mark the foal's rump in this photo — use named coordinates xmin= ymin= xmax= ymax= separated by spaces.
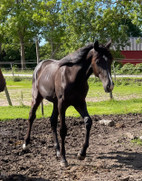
xmin=32 ymin=60 xmax=59 ymax=101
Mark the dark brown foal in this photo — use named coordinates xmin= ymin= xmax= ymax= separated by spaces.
xmin=23 ymin=40 xmax=114 ymax=167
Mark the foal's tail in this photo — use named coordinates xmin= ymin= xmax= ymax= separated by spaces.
xmin=32 ymin=61 xmax=45 ymax=115
xmin=32 ymin=61 xmax=44 ymax=88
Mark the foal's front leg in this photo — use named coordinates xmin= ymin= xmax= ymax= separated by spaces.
xmin=75 ymin=101 xmax=92 ymax=160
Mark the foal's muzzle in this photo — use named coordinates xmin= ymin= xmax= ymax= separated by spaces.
xmin=99 ymin=71 xmax=114 ymax=93
xmin=105 ymin=81 xmax=114 ymax=93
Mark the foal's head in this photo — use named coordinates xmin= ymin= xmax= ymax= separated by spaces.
xmin=91 ymin=40 xmax=114 ymax=93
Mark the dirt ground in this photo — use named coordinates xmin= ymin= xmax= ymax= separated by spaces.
xmin=1 ymin=114 xmax=142 ymax=181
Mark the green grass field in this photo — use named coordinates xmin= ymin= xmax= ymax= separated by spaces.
xmin=0 ymin=99 xmax=142 ymax=120
xmin=0 ymin=77 xmax=142 ymax=120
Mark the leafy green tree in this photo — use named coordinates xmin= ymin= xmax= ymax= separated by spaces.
xmin=0 ymin=0 xmax=142 ymax=66
xmin=120 ymin=0 xmax=142 ymax=28
xmin=60 ymin=0 xmax=142 ymax=53
xmin=38 ymin=1 xmax=65 ymax=59
xmin=0 ymin=0 xmax=45 ymax=69
xmin=39 ymin=0 xmax=142 ymax=59
xmin=0 ymin=0 xmax=33 ymax=69
xmin=120 ymin=18 xmax=142 ymax=37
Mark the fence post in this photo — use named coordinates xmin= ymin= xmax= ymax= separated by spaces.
xmin=11 ymin=63 xmax=14 ymax=77
xmin=4 ymin=86 xmax=12 ymax=106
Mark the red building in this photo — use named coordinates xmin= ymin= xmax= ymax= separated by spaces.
xmin=121 ymin=37 xmax=142 ymax=65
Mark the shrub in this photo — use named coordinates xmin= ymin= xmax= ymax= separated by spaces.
xmin=115 ymin=63 xmax=142 ymax=75
xmin=135 ymin=63 xmax=142 ymax=74
xmin=119 ymin=63 xmax=135 ymax=75
xmin=13 ymin=77 xmax=22 ymax=82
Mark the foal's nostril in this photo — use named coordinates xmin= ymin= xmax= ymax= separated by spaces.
xmin=104 ymin=85 xmax=109 ymax=93
xmin=106 ymin=85 xmax=110 ymax=92
xmin=105 ymin=83 xmax=113 ymax=92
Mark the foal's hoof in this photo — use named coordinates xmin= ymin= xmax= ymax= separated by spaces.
xmin=56 ymin=150 xmax=60 ymax=158
xmin=77 ymin=152 xmax=86 ymax=160
xmin=60 ymin=160 xmax=68 ymax=167
xmin=22 ymin=143 xmax=28 ymax=150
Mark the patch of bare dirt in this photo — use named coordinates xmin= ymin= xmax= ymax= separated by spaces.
xmin=1 ymin=114 xmax=142 ymax=181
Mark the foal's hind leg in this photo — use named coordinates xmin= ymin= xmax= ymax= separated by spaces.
xmin=74 ymin=101 xmax=92 ymax=160
xmin=58 ymin=100 xmax=68 ymax=167
xmin=50 ymin=102 xmax=60 ymax=158
xmin=23 ymin=92 xmax=43 ymax=150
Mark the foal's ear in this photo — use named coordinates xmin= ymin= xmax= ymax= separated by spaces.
xmin=94 ymin=40 xmax=99 ymax=52
xmin=105 ymin=40 xmax=112 ymax=49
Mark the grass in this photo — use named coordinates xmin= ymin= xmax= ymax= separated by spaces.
xmin=131 ymin=138 xmax=142 ymax=146
xmin=87 ymin=78 xmax=142 ymax=102
xmin=2 ymin=69 xmax=33 ymax=75
xmin=0 ymin=77 xmax=142 ymax=120
xmin=0 ymin=98 xmax=142 ymax=120
xmin=5 ymin=77 xmax=32 ymax=88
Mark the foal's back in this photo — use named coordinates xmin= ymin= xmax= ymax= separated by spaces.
xmin=33 ymin=59 xmax=88 ymax=104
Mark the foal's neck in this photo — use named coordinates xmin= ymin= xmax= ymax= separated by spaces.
xmin=84 ymin=50 xmax=94 ymax=80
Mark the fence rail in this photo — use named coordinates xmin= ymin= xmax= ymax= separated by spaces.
xmin=0 ymin=72 xmax=142 ymax=107
xmin=0 ymin=61 xmax=37 ymax=70
xmin=0 ymin=59 xmax=142 ymax=69
xmin=1 ymin=59 xmax=142 ymax=77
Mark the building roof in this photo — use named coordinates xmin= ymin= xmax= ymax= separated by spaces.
xmin=121 ymin=37 xmax=142 ymax=51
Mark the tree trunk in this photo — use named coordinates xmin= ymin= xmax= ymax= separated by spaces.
xmin=20 ymin=36 xmax=26 ymax=70
xmin=36 ymin=39 xmax=40 ymax=64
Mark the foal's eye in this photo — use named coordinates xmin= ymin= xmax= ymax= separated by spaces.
xmin=103 ymin=55 xmax=108 ymax=61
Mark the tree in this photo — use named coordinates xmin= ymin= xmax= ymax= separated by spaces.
xmin=0 ymin=0 xmax=142 ymax=66
xmin=6 ymin=0 xmax=36 ymax=69
xmin=0 ymin=0 xmax=12 ymax=61
xmin=0 ymin=0 xmax=44 ymax=69
xmin=60 ymin=0 xmax=142 ymax=52
xmin=121 ymin=18 xmax=142 ymax=37
xmin=120 ymin=0 xmax=142 ymax=26
xmin=38 ymin=0 xmax=65 ymax=59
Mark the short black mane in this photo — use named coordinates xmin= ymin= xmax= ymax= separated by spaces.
xmin=59 ymin=43 xmax=94 ymax=66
